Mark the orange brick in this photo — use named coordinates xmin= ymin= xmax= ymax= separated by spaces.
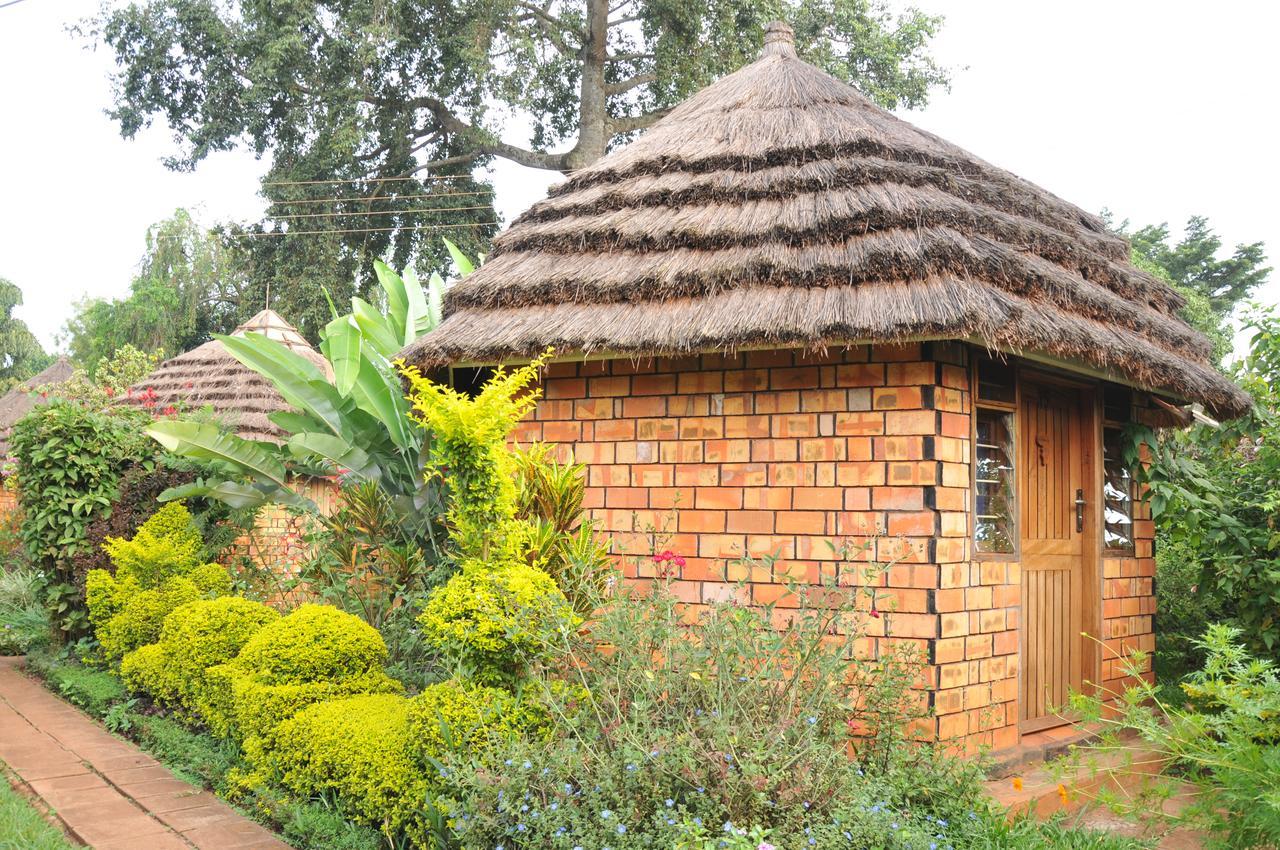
xmin=595 ymin=419 xmax=636 ymax=441
xmin=632 ymin=374 xmax=676 ymax=395
xmin=675 ymin=464 xmax=720 ymax=487
xmin=545 ymin=378 xmax=586 ymax=398
xmin=724 ymin=415 xmax=770 ymax=438
xmin=605 ymin=488 xmax=648 ymax=509
xmin=835 ymin=411 xmax=884 ymax=435
xmin=588 ymin=376 xmax=630 ymax=396
xmin=726 ymin=511 xmax=775 ymax=534
xmin=750 ymin=439 xmax=799 ymax=462
xmin=836 ymin=462 xmax=885 ymax=487
xmin=885 ymin=409 xmax=935 ymax=435
xmin=887 ymin=361 xmax=935 ymax=385
xmin=776 ymin=511 xmax=826 ymax=534
xmin=621 ymin=396 xmax=666 ymax=417
xmin=873 ymin=386 xmax=924 ymax=410
xmin=753 ymin=391 xmax=800 ymax=414
xmin=679 ymin=511 xmax=727 ymax=533
xmin=886 ymin=510 xmax=934 ymax=536
xmin=724 ymin=369 xmax=769 ymax=392
xmin=772 ymin=414 xmax=818 ymax=438
xmin=872 ymin=487 xmax=924 ymax=510
xmin=721 ymin=463 xmax=767 ymax=487
xmin=772 ymin=366 xmax=820 ymax=389
xmin=800 ymin=389 xmax=849 ymax=411
xmin=793 ymin=487 xmax=843 ymax=510
xmin=695 ymin=488 xmax=743 ymax=510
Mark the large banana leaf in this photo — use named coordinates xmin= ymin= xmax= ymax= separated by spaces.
xmin=160 ymin=479 xmax=313 ymax=511
xmin=216 ymin=333 xmax=347 ymax=438
xmin=350 ymin=298 xmax=402 ymax=360
xmin=425 ymin=271 xmax=445 ymax=332
xmin=401 ymin=267 xmax=432 ymax=339
xmin=148 ymin=421 xmax=290 ymax=490
xmin=267 ymin=410 xmax=327 ymax=437
xmin=443 ymin=237 xmax=475 ymax=276
xmin=321 ymin=315 xmax=362 ymax=396
xmin=348 ymin=354 xmax=415 ymax=451
xmin=286 ymin=433 xmax=380 ymax=483
xmin=374 ymin=260 xmax=410 ymax=345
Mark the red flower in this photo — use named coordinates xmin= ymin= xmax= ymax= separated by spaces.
xmin=104 ymin=386 xmax=115 ymax=398
xmin=673 ymin=555 xmax=686 ymax=568
xmin=653 ymin=550 xmax=674 ymax=563
xmin=869 ymin=609 xmax=880 ymax=619
xmin=161 ymin=406 xmax=177 ymax=416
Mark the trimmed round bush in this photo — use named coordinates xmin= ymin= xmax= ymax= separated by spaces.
xmin=407 ymin=678 xmax=544 ymax=757
xmin=120 ymin=596 xmax=279 ymax=720
xmin=205 ymin=604 xmax=402 ymax=756
xmin=273 ymin=694 xmax=429 ymax=839
xmin=418 ymin=563 xmax=575 ymax=683
xmin=94 ymin=567 xmax=232 ymax=663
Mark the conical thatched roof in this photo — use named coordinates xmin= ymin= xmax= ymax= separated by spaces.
xmin=121 ymin=310 xmax=331 ymax=442
xmin=0 ymin=356 xmax=76 ymax=454
xmin=400 ymin=22 xmax=1247 ymax=419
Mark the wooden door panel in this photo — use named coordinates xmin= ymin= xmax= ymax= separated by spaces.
xmin=1019 ymin=379 xmax=1090 ymax=727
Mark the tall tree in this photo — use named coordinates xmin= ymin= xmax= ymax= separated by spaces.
xmin=84 ymin=0 xmax=950 ymax=298
xmin=0 ymin=278 xmax=51 ymax=392
xmin=64 ymin=209 xmax=251 ymax=370
xmin=1129 ymin=216 xmax=1271 ymax=317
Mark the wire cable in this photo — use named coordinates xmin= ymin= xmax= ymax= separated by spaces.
xmin=271 ymin=204 xmax=494 ymax=220
xmin=229 ymin=222 xmax=492 ymax=238
xmin=262 ymin=174 xmax=475 ymax=187
xmin=267 ymin=189 xmax=494 ymax=206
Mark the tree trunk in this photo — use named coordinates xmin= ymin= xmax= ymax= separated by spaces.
xmin=564 ymin=0 xmax=609 ymax=171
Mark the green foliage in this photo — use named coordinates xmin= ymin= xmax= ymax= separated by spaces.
xmin=514 ymin=445 xmax=612 ymax=617
xmin=119 ymin=596 xmax=279 ymax=721
xmin=129 ymin=710 xmax=240 ymax=790
xmin=276 ymin=799 xmax=385 ymax=850
xmin=204 ymin=605 xmax=402 ymax=754
xmin=0 ymin=772 xmax=80 ymax=850
xmin=272 ymin=693 xmax=430 ymax=842
xmin=1069 ymin=625 xmax=1280 ymax=849
xmin=1134 ymin=308 xmax=1280 ymax=655
xmin=1153 ymin=539 xmax=1226 ymax=698
xmin=101 ymin=501 xmax=203 ymax=586
xmin=1128 ymin=215 xmax=1270 ymax=317
xmin=28 ymin=652 xmax=127 ymax=717
xmin=64 ymin=210 xmax=249 ymax=368
xmin=85 ymin=2 xmax=947 ymax=316
xmin=39 ymin=344 xmax=162 ymax=408
xmin=436 ymin=572 xmax=1037 ymax=850
xmin=0 ymin=277 xmax=51 ymax=393
xmin=418 ymin=564 xmax=576 ymax=686
xmin=0 ymin=566 xmax=50 ymax=655
xmin=402 ymin=353 xmax=551 ymax=559
xmin=86 ymin=503 xmax=232 ymax=662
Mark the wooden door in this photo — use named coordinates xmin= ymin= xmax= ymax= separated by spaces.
xmin=1018 ymin=379 xmax=1092 ymax=730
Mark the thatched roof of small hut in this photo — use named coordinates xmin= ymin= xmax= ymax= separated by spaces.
xmin=400 ymin=22 xmax=1248 ymax=418
xmin=121 ymin=310 xmax=331 ymax=442
xmin=0 ymin=357 xmax=75 ymax=454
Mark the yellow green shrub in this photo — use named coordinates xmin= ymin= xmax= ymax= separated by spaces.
xmin=205 ymin=605 xmax=402 ymax=751
xmin=119 ymin=597 xmax=279 ymax=720
xmin=96 ymin=572 xmax=232 ymax=662
xmin=407 ymin=678 xmax=547 ymax=756
xmin=273 ymin=694 xmax=430 ymax=841
xmin=102 ymin=501 xmax=203 ymax=586
xmin=418 ymin=562 xmax=575 ymax=684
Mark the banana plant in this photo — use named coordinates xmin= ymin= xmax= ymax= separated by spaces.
xmin=147 ymin=246 xmax=470 ymax=544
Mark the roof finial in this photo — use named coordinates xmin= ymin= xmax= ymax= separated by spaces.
xmin=762 ymin=20 xmax=796 ymax=58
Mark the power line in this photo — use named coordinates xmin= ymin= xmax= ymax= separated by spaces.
xmin=262 ymin=174 xmax=475 ymax=187
xmin=230 ymin=222 xmax=493 ymax=238
xmin=271 ymin=204 xmax=495 ymax=221
xmin=0 ymin=0 xmax=33 ymax=9
xmin=268 ymin=189 xmax=494 ymax=207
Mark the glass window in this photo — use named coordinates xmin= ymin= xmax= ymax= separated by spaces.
xmin=1102 ymin=427 xmax=1135 ymax=551
xmin=975 ymin=409 xmax=1016 ymax=554
xmin=977 ymin=358 xmax=1016 ymax=404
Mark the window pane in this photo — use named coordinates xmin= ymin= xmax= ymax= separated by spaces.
xmin=975 ymin=409 xmax=1016 ymax=553
xmin=977 ymin=358 xmax=1016 ymax=404
xmin=1104 ymin=385 xmax=1133 ymax=423
xmin=1102 ymin=427 xmax=1135 ymax=551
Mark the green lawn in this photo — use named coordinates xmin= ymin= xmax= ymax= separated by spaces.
xmin=0 ymin=775 xmax=78 ymax=850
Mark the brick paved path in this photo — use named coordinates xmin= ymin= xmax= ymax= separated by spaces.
xmin=0 ymin=656 xmax=290 ymax=850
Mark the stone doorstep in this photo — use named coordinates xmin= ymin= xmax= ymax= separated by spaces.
xmin=983 ymin=724 xmax=1109 ymax=779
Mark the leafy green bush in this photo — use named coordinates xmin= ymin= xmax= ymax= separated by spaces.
xmin=272 ymin=693 xmax=429 ymax=842
xmin=119 ymin=596 xmax=279 ymax=720
xmin=204 ymin=604 xmax=402 ymax=762
xmin=10 ymin=400 xmax=157 ymax=637
xmin=85 ymin=502 xmax=232 ymax=662
xmin=1070 ymin=624 xmax=1280 ymax=848
xmin=0 ymin=565 xmax=49 ymax=654
xmin=130 ymin=710 xmax=240 ymax=790
xmin=418 ymin=563 xmax=576 ymax=686
xmin=276 ymin=799 xmax=385 ymax=850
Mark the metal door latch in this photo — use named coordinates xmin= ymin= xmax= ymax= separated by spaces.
xmin=1075 ymin=489 xmax=1086 ymax=532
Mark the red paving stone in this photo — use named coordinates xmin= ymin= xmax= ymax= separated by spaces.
xmin=0 ymin=656 xmax=291 ymax=849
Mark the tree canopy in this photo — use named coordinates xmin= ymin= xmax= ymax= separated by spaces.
xmin=85 ymin=0 xmax=951 ymax=301
xmin=1129 ymin=216 xmax=1271 ymax=318
xmin=63 ymin=209 xmax=250 ymax=370
xmin=0 ymin=278 xmax=51 ymax=392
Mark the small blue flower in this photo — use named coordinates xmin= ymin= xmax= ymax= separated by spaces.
xmin=600 ymin=809 xmax=613 ymax=820
xmin=504 ymin=760 xmax=513 ymax=766
xmin=665 ymin=799 xmax=674 ymax=808
xmin=522 ymin=760 xmax=532 ymax=769
xmin=520 ymin=804 xmax=528 ymax=813
xmin=516 ymin=823 xmax=527 ymax=833
xmin=626 ymin=763 xmax=636 ymax=771
xmin=807 ymin=716 xmax=817 ymax=725
xmin=617 ymin=824 xmax=627 ymax=835
xmin=723 ymin=821 xmax=735 ymax=833
xmin=550 ymin=803 xmax=558 ymax=811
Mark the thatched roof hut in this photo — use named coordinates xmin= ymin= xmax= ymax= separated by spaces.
xmin=121 ymin=310 xmax=330 ymax=442
xmin=400 ymin=22 xmax=1247 ymax=419
xmin=0 ymin=357 xmax=75 ymax=454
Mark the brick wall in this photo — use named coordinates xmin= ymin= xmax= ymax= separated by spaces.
xmin=224 ymin=477 xmax=340 ymax=596
xmin=514 ymin=342 xmax=1158 ymax=754
xmin=514 ymin=342 xmax=971 ymax=745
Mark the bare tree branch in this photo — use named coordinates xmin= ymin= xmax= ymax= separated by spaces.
xmin=608 ymin=107 xmax=672 ymax=135
xmin=605 ymin=72 xmax=655 ymax=97
xmin=605 ymin=51 xmax=655 ymax=63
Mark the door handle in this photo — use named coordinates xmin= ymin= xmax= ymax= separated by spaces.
xmin=1075 ymin=489 xmax=1086 ymax=533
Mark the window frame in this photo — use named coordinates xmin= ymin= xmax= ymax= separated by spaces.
xmin=972 ymin=357 xmax=1020 ymax=561
xmin=1100 ymin=388 xmax=1137 ymax=555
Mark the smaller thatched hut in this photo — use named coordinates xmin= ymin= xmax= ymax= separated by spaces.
xmin=121 ymin=309 xmax=331 ymax=442
xmin=0 ymin=356 xmax=75 ymax=455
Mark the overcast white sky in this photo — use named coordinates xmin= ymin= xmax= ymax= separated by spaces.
xmin=1 ymin=0 xmax=1277 ymax=353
